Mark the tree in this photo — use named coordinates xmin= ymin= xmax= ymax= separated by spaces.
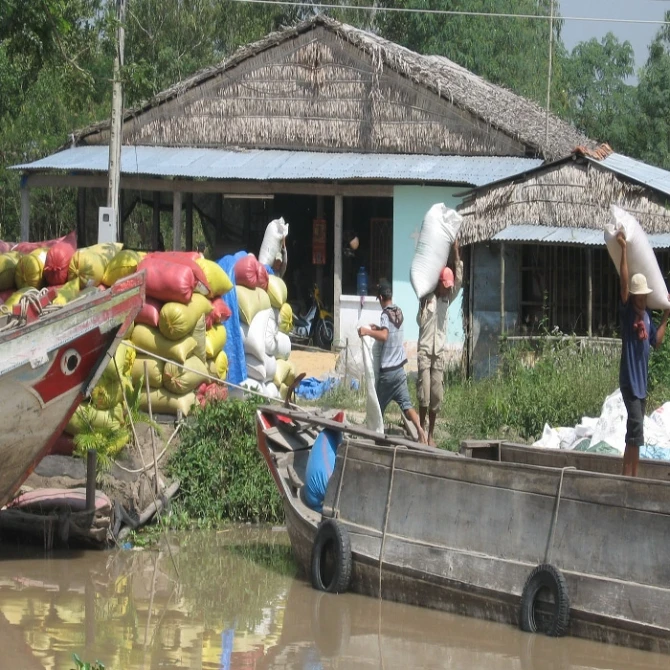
xmin=563 ymin=33 xmax=638 ymax=152
xmin=635 ymin=12 xmax=670 ymax=169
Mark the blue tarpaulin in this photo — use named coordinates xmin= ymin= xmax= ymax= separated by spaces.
xmin=295 ymin=376 xmax=338 ymax=400
xmin=217 ymin=251 xmax=247 ymax=385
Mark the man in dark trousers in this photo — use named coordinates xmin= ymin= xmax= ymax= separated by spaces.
xmin=358 ymin=279 xmax=427 ymax=444
xmin=616 ymin=232 xmax=670 ymax=476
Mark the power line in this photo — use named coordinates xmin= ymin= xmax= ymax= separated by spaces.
xmin=228 ymin=0 xmax=670 ymax=26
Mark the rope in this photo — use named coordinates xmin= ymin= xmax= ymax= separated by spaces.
xmin=544 ymin=466 xmax=576 ymax=564
xmin=378 ymin=446 xmax=400 ymax=600
xmin=0 ymin=287 xmax=62 ymax=331
xmin=112 ymin=423 xmax=182 ymax=474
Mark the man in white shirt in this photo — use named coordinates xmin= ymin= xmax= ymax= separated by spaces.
xmin=416 ymin=240 xmax=462 ymax=445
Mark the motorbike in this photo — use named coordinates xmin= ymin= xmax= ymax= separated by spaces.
xmin=290 ymin=284 xmax=334 ymax=350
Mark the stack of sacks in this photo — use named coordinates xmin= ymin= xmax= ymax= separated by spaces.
xmin=129 ymin=251 xmax=233 ymax=416
xmin=64 ymin=341 xmax=136 ymax=452
xmin=235 ymin=253 xmax=296 ymax=400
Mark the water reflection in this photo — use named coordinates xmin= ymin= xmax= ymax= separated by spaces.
xmin=0 ymin=528 xmax=666 ymax=669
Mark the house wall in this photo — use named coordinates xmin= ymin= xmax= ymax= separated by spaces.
xmin=471 ymin=241 xmax=520 ymax=378
xmin=392 ymin=185 xmax=465 ymax=365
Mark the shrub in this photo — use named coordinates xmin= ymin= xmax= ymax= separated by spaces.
xmin=167 ymin=399 xmax=282 ymax=524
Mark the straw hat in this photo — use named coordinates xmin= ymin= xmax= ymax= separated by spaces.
xmin=630 ymin=273 xmax=653 ymax=295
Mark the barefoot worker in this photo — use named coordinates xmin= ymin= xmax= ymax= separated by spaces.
xmin=616 ymin=232 xmax=670 ymax=476
xmin=416 ymin=239 xmax=462 ymax=446
xmin=358 ymin=279 xmax=427 ymax=444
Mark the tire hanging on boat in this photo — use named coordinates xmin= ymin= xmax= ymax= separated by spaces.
xmin=519 ymin=563 xmax=570 ymax=637
xmin=310 ymin=518 xmax=352 ymax=594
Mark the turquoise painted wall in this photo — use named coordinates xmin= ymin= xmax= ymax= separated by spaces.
xmin=392 ymin=186 xmax=465 ymax=343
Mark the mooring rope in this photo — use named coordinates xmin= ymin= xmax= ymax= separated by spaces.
xmin=378 ymin=445 xmax=401 ymax=599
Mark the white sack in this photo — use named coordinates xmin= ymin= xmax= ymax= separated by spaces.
xmin=410 ymin=204 xmax=462 ymax=299
xmin=604 ymin=205 xmax=670 ymax=310
xmin=259 ymin=217 xmax=289 ymax=266
xmin=265 ymin=310 xmax=279 ymax=356
xmin=263 ymin=354 xmax=277 ymax=382
xmin=361 ymin=335 xmax=384 ymax=434
xmin=588 ymin=388 xmax=627 ymax=454
xmin=276 ymin=331 xmax=291 ymax=360
xmin=262 ymin=382 xmax=280 ymax=399
xmin=532 ymin=424 xmax=560 ymax=450
xmin=246 ymin=354 xmax=267 ymax=382
xmin=242 ymin=308 xmax=272 ymax=362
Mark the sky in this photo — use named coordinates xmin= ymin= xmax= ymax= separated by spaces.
xmin=560 ymin=0 xmax=670 ymax=73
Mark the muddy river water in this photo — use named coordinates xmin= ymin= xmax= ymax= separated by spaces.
xmin=0 ymin=527 xmax=666 ymax=669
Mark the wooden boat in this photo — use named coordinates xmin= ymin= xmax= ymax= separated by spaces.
xmin=256 ymin=405 xmax=670 ymax=655
xmin=0 ymin=272 xmax=144 ymax=509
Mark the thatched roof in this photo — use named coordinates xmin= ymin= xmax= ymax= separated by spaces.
xmin=74 ymin=15 xmax=591 ymax=160
xmin=458 ymin=146 xmax=670 ymax=244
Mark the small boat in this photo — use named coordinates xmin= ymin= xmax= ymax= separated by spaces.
xmin=0 ymin=272 xmax=144 ymax=509
xmin=256 ymin=405 xmax=670 ymax=655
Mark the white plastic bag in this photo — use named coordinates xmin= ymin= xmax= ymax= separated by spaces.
xmin=246 ymin=354 xmax=267 ymax=382
xmin=265 ymin=309 xmax=279 ymax=356
xmin=361 ymin=335 xmax=384 ymax=434
xmin=242 ymin=308 xmax=272 ymax=362
xmin=588 ymin=388 xmax=627 ymax=454
xmin=259 ymin=217 xmax=289 ymax=266
xmin=275 ymin=331 xmax=291 ymax=360
xmin=604 ymin=205 xmax=670 ymax=310
xmin=410 ymin=204 xmax=462 ymax=299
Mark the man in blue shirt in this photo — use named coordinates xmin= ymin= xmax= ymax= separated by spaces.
xmin=616 ymin=232 xmax=670 ymax=476
xmin=358 ymin=279 xmax=426 ymax=444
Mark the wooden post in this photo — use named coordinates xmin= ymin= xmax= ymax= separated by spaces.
xmin=172 ymin=190 xmax=182 ymax=251
xmin=333 ymin=195 xmax=343 ymax=346
xmin=587 ymin=247 xmax=593 ymax=337
xmin=316 ymin=196 xmax=325 ymax=293
xmin=144 ymin=360 xmax=160 ymax=495
xmin=152 ymin=191 xmax=160 ymax=250
xmin=500 ymin=242 xmax=506 ymax=335
xmin=343 ymin=338 xmax=349 ymax=392
xmin=20 ymin=180 xmax=30 ymax=241
xmin=86 ymin=450 xmax=97 ymax=513
xmin=185 ymin=193 xmax=194 ymax=251
xmin=467 ymin=245 xmax=475 ymax=378
xmin=77 ymin=187 xmax=87 ymax=247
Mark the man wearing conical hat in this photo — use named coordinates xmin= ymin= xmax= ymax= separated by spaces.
xmin=616 ymin=232 xmax=670 ymax=476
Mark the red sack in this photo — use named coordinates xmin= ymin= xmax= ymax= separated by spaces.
xmin=13 ymin=233 xmax=67 ymax=254
xmin=196 ymin=382 xmax=228 ymax=407
xmin=206 ymin=297 xmax=232 ymax=329
xmin=0 ymin=288 xmax=14 ymax=305
xmin=146 ymin=251 xmax=210 ymax=296
xmin=44 ymin=231 xmax=77 ymax=285
xmin=138 ymin=257 xmax=196 ymax=304
xmin=0 ymin=241 xmax=12 ymax=253
xmin=135 ymin=297 xmax=162 ymax=327
xmin=256 ymin=262 xmax=269 ymax=291
xmin=234 ymin=254 xmax=261 ymax=289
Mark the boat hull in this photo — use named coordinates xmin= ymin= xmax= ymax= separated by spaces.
xmin=258 ymin=407 xmax=670 ymax=655
xmin=0 ymin=274 xmax=144 ymax=508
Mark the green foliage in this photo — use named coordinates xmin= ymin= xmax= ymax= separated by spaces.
xmin=167 ymin=399 xmax=283 ymax=524
xmin=648 ymin=316 xmax=670 ymax=398
xmin=71 ymin=654 xmax=105 ymax=670
xmin=440 ymin=339 xmax=620 ymax=450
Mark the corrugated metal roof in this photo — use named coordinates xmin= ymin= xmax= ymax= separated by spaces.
xmin=492 ymin=225 xmax=670 ymax=249
xmin=595 ymin=152 xmax=670 ymax=198
xmin=11 ymin=146 xmax=542 ymax=186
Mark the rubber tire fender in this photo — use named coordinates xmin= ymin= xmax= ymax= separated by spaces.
xmin=519 ymin=563 xmax=570 ymax=637
xmin=310 ymin=518 xmax=352 ymax=594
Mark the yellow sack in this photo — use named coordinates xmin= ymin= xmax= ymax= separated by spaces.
xmin=102 ymin=249 xmax=140 ymax=286
xmin=3 ymin=286 xmax=33 ymax=307
xmin=125 ymin=322 xmax=135 ymax=340
xmin=236 ymin=286 xmax=271 ymax=325
xmin=65 ymin=403 xmax=124 ymax=435
xmin=285 ymin=361 xmax=297 ymax=387
xmin=195 ymin=258 xmax=233 ymax=298
xmin=131 ymin=356 xmax=164 ymax=389
xmin=205 ymin=324 xmax=227 ymax=359
xmin=163 ymin=355 xmax=209 ymax=394
xmin=52 ymin=277 xmax=81 ymax=306
xmin=208 ymin=350 xmax=229 ymax=380
xmin=278 ymin=302 xmax=293 ymax=334
xmin=88 ymin=242 xmax=122 ymax=264
xmin=15 ymin=248 xmax=46 ymax=289
xmin=279 ymin=383 xmax=289 ymax=401
xmin=273 ymin=359 xmax=293 ymax=387
xmin=0 ymin=252 xmax=19 ymax=290
xmin=90 ymin=376 xmax=123 ymax=410
xmin=140 ymin=388 xmax=196 ymax=416
xmin=192 ymin=314 xmax=207 ymax=362
xmin=159 ymin=293 xmax=213 ymax=341
xmin=267 ymin=275 xmax=288 ymax=309
xmin=101 ymin=341 xmax=136 ymax=383
xmin=131 ymin=324 xmax=197 ymax=364
xmin=68 ymin=249 xmax=106 ymax=288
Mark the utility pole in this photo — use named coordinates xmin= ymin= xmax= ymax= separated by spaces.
xmin=101 ymin=0 xmax=127 ymax=243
